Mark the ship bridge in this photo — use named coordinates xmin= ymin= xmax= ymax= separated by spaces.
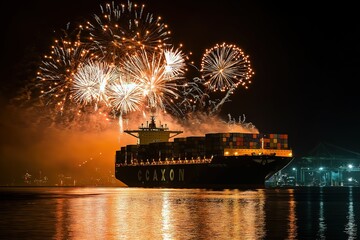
xmin=124 ymin=116 xmax=183 ymax=145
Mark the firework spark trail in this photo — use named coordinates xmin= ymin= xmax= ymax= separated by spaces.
xmin=201 ymin=42 xmax=253 ymax=92
xmin=177 ymin=78 xmax=207 ymax=112
xmin=211 ymin=86 xmax=235 ymax=114
xmin=72 ymin=61 xmax=117 ymax=110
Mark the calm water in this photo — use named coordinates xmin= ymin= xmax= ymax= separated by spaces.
xmin=0 ymin=187 xmax=359 ymax=240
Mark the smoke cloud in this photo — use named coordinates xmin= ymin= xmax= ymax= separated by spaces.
xmin=0 ymin=97 xmax=257 ymax=186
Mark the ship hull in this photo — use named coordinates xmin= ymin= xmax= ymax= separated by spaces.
xmin=115 ymin=155 xmax=293 ymax=189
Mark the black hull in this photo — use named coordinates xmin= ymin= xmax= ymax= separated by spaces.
xmin=115 ymin=155 xmax=293 ymax=189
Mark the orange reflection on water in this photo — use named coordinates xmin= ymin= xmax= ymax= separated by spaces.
xmin=52 ymin=188 xmax=267 ymax=239
xmin=54 ymin=188 xmax=111 ymax=239
xmin=161 ymin=191 xmax=174 ymax=240
xmin=55 ymin=197 xmax=65 ymax=240
xmin=287 ymin=189 xmax=298 ymax=240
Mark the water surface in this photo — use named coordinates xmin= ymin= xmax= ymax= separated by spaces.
xmin=0 ymin=187 xmax=359 ymax=239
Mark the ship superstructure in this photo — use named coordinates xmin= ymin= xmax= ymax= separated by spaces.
xmin=123 ymin=116 xmax=183 ymax=145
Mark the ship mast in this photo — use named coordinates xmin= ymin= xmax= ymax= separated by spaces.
xmin=124 ymin=116 xmax=183 ymax=145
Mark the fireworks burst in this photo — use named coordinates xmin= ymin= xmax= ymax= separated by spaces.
xmin=121 ymin=48 xmax=185 ymax=111
xmin=164 ymin=47 xmax=187 ymax=78
xmin=84 ymin=1 xmax=171 ymax=61
xmin=201 ymin=42 xmax=254 ymax=92
xmin=108 ymin=78 xmax=143 ymax=114
xmin=37 ymin=35 xmax=91 ymax=113
xmin=72 ymin=61 xmax=117 ymax=109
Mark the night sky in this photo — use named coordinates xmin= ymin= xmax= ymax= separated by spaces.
xmin=2 ymin=0 xmax=360 ymax=164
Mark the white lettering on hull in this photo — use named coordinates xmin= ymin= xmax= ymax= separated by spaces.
xmin=161 ymin=169 xmax=166 ymax=181
xmin=138 ymin=168 xmax=185 ymax=182
xmin=179 ymin=169 xmax=184 ymax=181
xmin=169 ymin=169 xmax=174 ymax=181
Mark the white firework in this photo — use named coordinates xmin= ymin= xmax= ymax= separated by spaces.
xmin=121 ymin=48 xmax=183 ymax=111
xmin=72 ymin=61 xmax=117 ymax=107
xmin=164 ymin=47 xmax=186 ymax=78
xmin=108 ymin=78 xmax=143 ymax=114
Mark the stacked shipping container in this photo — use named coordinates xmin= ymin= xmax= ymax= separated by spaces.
xmin=116 ymin=132 xmax=290 ymax=163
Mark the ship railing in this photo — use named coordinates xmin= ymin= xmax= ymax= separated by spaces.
xmin=119 ymin=157 xmax=213 ymax=166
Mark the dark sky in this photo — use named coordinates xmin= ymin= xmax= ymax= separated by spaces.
xmin=2 ymin=0 xmax=360 ymax=157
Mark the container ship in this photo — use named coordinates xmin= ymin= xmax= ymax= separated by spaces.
xmin=115 ymin=116 xmax=294 ymax=188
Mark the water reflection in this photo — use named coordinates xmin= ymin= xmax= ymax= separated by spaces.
xmin=287 ymin=189 xmax=297 ymax=239
xmin=0 ymin=187 xmax=359 ymax=239
xmin=317 ymin=187 xmax=326 ymax=240
xmin=161 ymin=191 xmax=173 ymax=240
xmin=345 ymin=187 xmax=357 ymax=240
xmin=55 ymin=198 xmax=66 ymax=240
xmin=52 ymin=188 xmax=109 ymax=239
xmin=50 ymin=188 xmax=268 ymax=239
